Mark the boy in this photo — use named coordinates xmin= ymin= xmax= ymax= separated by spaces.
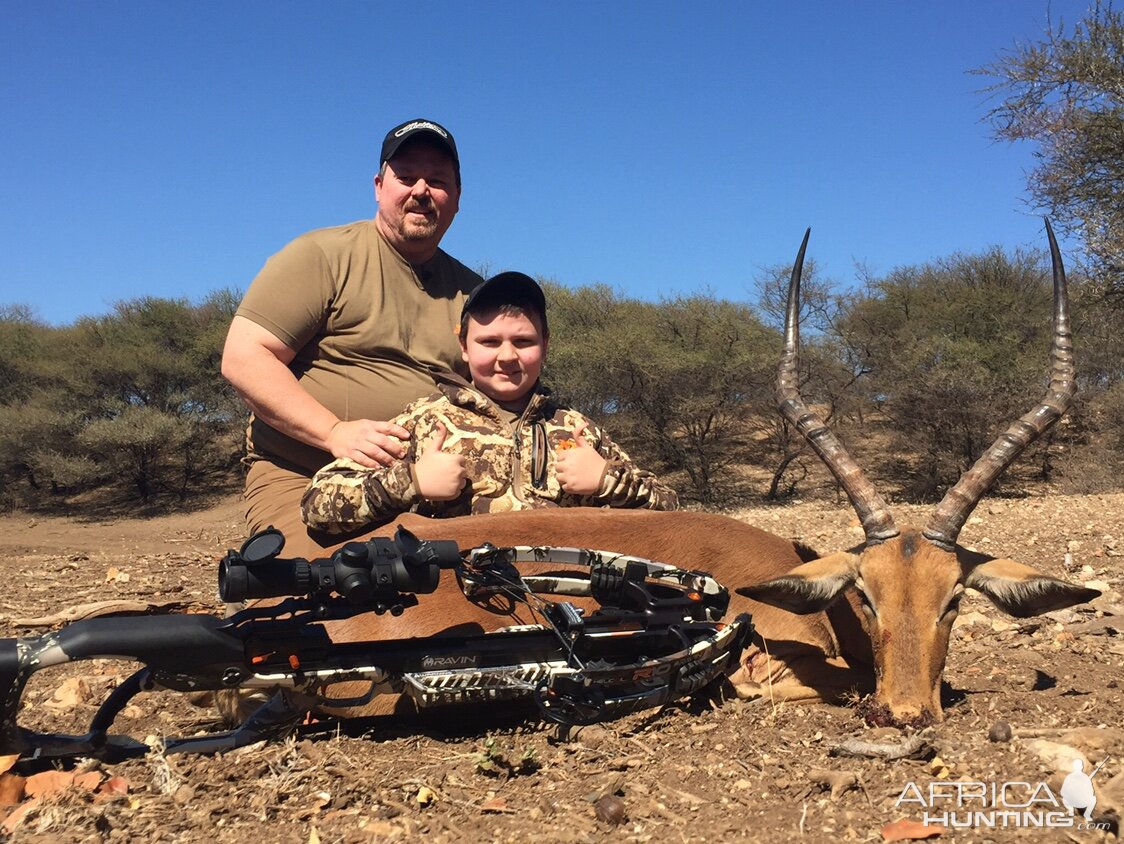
xmin=301 ymin=272 xmax=677 ymax=533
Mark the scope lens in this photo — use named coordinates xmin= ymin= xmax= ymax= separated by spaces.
xmin=219 ymin=561 xmax=309 ymax=602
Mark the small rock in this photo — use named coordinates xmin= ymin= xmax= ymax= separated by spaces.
xmin=573 ymin=725 xmax=611 ymax=750
xmin=988 ymin=721 xmax=1013 ymax=743
xmin=1045 ymin=609 xmax=1078 ymax=624
xmin=1026 ymin=739 xmax=1088 ymax=773
xmin=954 ymin=611 xmax=989 ymax=629
xmin=173 ymin=784 xmax=196 ymax=805
xmin=594 ymin=794 xmax=627 ymax=825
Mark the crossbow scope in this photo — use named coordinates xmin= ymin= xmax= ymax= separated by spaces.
xmin=218 ymin=526 xmax=461 ymax=605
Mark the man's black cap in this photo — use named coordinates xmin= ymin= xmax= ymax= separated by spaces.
xmin=461 ymin=272 xmax=548 ymax=327
xmin=380 ymin=118 xmax=459 ymax=180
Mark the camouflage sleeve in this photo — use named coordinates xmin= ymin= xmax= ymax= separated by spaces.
xmin=300 ymin=456 xmax=419 ymax=534
xmin=571 ymin=413 xmax=679 ymax=511
xmin=300 ymin=398 xmax=443 ymax=533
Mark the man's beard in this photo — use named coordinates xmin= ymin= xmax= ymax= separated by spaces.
xmin=399 ymin=204 xmax=439 ymax=240
xmin=400 ymin=217 xmax=439 ymax=240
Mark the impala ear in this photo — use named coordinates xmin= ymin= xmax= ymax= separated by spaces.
xmin=738 ymin=552 xmax=859 ymax=614
xmin=965 ymin=558 xmax=1102 ymax=618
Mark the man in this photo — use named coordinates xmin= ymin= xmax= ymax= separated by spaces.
xmin=222 ymin=119 xmax=481 ymax=560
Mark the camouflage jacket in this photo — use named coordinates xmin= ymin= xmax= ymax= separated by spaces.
xmin=301 ymin=376 xmax=678 ymax=533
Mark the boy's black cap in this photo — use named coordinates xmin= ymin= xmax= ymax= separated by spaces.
xmin=380 ymin=119 xmax=459 ymax=179
xmin=461 ymin=272 xmax=547 ymax=321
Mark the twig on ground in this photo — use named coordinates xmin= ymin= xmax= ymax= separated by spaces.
xmin=14 ymin=599 xmax=192 ymax=626
xmin=828 ymin=735 xmax=932 ymax=761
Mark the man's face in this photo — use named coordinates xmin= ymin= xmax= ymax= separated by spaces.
xmin=460 ymin=307 xmax=547 ymax=410
xmin=374 ymin=139 xmax=460 ymax=260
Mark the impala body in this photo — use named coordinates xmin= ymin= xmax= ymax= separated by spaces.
xmin=282 ymin=223 xmax=1099 ymax=727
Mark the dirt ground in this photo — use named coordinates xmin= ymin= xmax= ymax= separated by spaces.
xmin=0 ymin=492 xmax=1120 ymax=843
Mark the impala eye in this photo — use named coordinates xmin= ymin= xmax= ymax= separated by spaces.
xmin=941 ymin=586 xmax=965 ymax=620
xmin=853 ymin=579 xmax=877 ymax=617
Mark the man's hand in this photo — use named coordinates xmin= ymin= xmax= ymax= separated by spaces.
xmin=326 ymin=419 xmax=410 ymax=468
xmin=224 ymin=316 xmax=408 ymax=461
xmin=555 ymin=422 xmax=607 ymax=496
xmin=413 ymin=423 xmax=468 ymax=500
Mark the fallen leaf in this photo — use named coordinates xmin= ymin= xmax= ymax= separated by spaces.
xmin=93 ymin=776 xmax=129 ymax=804
xmin=308 ymin=827 xmax=320 ymax=844
xmin=415 ymin=785 xmax=436 ymax=806
xmin=0 ymin=774 xmax=25 ymax=807
xmin=105 ymin=566 xmax=131 ymax=583
xmin=480 ymin=796 xmax=509 ymax=813
xmin=73 ymin=771 xmax=102 ymax=791
xmin=25 ymin=770 xmax=75 ymax=798
xmin=882 ymin=818 xmax=944 ymax=841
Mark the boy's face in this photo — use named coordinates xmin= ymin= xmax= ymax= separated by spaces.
xmin=460 ymin=307 xmax=547 ymax=409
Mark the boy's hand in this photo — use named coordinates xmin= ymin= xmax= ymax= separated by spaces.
xmin=555 ymin=422 xmax=607 ymax=496
xmin=414 ymin=423 xmax=468 ymax=501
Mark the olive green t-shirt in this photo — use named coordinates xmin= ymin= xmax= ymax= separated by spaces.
xmin=236 ymin=220 xmax=481 ymax=473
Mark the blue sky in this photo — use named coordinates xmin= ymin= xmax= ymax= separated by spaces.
xmin=2 ymin=1 xmax=1093 ymax=325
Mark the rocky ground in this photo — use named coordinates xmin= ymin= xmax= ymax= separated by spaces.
xmin=0 ymin=492 xmax=1120 ymax=843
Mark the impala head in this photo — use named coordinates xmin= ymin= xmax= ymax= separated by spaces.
xmin=741 ymin=222 xmax=1099 ymax=726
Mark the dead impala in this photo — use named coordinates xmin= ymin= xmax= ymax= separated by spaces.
xmin=306 ymin=221 xmax=1099 ymax=727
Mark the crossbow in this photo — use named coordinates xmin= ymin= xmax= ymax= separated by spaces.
xmin=0 ymin=526 xmax=752 ymax=765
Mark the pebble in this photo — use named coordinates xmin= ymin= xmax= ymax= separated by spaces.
xmin=987 ymin=721 xmax=1013 ymax=743
xmin=594 ymin=794 xmax=627 ymax=825
xmin=573 ymin=725 xmax=611 ymax=750
xmin=1025 ymin=739 xmax=1088 ymax=772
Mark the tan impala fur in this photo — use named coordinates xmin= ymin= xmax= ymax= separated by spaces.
xmin=312 ymin=508 xmax=875 ymax=718
xmin=265 ymin=223 xmax=1098 ymax=727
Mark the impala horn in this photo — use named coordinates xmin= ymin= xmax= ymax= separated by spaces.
xmin=923 ymin=218 xmax=1076 ymax=550
xmin=776 ymin=228 xmax=899 ymax=544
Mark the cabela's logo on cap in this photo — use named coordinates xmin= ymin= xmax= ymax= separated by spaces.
xmin=395 ymin=120 xmax=448 ymax=139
